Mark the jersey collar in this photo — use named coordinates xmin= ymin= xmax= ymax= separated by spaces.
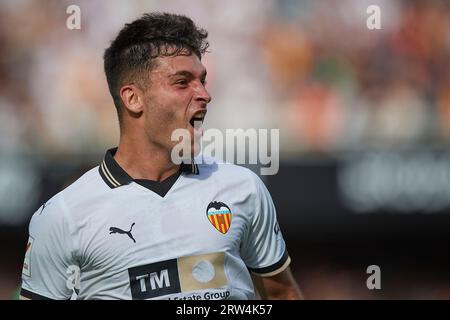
xmin=99 ymin=147 xmax=199 ymax=189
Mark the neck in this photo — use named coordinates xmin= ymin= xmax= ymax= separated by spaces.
xmin=114 ymin=134 xmax=179 ymax=182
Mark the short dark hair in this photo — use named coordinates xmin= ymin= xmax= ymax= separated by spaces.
xmin=103 ymin=12 xmax=209 ymax=120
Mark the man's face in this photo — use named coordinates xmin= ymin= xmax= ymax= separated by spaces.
xmin=142 ymin=53 xmax=211 ymax=158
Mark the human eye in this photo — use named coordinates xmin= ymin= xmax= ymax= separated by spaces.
xmin=175 ymin=78 xmax=188 ymax=87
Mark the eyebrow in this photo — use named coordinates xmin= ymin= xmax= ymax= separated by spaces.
xmin=169 ymin=69 xmax=207 ymax=79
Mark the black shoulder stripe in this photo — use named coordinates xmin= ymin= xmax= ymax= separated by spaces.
xmin=247 ymin=249 xmax=290 ymax=275
xmin=20 ymin=288 xmax=54 ymax=300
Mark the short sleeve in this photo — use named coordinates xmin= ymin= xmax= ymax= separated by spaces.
xmin=240 ymin=172 xmax=291 ymax=277
xmin=21 ymin=195 xmax=78 ymax=300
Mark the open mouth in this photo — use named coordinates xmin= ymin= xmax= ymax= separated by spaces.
xmin=189 ymin=111 xmax=206 ymax=128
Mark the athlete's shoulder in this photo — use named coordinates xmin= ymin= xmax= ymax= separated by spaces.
xmin=61 ymin=166 xmax=105 ymax=196
xmin=31 ymin=166 xmax=103 ymax=222
xmin=195 ymin=156 xmax=262 ymax=188
xmin=28 ymin=187 xmax=72 ymax=237
xmin=197 ymin=156 xmax=254 ymax=175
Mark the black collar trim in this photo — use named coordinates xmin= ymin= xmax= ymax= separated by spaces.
xmin=99 ymin=148 xmax=199 ymax=189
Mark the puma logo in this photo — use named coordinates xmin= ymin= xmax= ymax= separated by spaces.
xmin=109 ymin=223 xmax=136 ymax=243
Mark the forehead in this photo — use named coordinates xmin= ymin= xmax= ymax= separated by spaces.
xmin=151 ymin=54 xmax=206 ymax=78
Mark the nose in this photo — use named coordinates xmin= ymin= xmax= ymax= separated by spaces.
xmin=195 ymin=82 xmax=212 ymax=104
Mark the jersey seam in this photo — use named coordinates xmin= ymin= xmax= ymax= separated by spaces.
xmin=58 ymin=194 xmax=81 ymax=272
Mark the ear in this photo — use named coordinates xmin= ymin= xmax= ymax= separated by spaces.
xmin=119 ymin=84 xmax=144 ymax=114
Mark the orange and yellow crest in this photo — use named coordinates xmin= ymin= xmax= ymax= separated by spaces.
xmin=206 ymin=201 xmax=232 ymax=234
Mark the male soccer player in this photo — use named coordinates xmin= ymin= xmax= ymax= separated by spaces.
xmin=20 ymin=12 xmax=302 ymax=300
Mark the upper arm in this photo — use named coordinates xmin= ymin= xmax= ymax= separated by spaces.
xmin=240 ymin=172 xmax=288 ymax=270
xmin=240 ymin=172 xmax=300 ymax=298
xmin=251 ymin=266 xmax=303 ymax=300
xmin=20 ymin=196 xmax=78 ymax=300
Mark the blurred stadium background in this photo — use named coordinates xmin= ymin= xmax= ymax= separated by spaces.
xmin=1 ymin=0 xmax=450 ymax=299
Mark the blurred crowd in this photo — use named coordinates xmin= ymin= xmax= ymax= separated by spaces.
xmin=1 ymin=0 xmax=449 ymax=157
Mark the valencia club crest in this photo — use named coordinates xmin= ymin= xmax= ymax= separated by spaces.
xmin=206 ymin=201 xmax=232 ymax=234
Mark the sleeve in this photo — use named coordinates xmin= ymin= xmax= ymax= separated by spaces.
xmin=240 ymin=172 xmax=291 ymax=277
xmin=20 ymin=195 xmax=78 ymax=300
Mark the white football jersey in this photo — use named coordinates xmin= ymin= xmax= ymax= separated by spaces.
xmin=21 ymin=149 xmax=290 ymax=300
